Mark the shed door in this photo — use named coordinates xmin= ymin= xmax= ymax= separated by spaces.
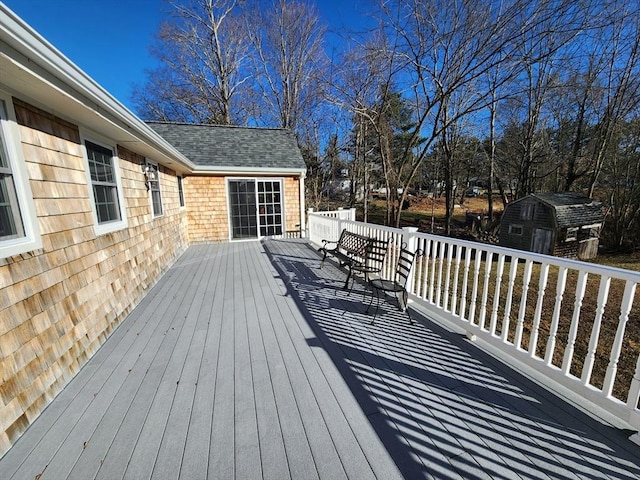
xmin=531 ymin=228 xmax=553 ymax=255
xmin=228 ymin=179 xmax=283 ymax=240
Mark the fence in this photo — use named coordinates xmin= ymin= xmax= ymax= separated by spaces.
xmin=307 ymin=210 xmax=640 ymax=435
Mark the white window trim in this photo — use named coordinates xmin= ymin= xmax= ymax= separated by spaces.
xmin=80 ymin=132 xmax=128 ymax=236
xmin=0 ymin=91 xmax=42 ymax=258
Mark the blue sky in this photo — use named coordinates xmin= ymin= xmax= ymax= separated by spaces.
xmin=4 ymin=0 xmax=371 ymax=112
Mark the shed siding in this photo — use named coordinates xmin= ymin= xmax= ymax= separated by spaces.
xmin=499 ymin=199 xmax=556 ymax=251
xmin=0 ymin=100 xmax=189 ymax=457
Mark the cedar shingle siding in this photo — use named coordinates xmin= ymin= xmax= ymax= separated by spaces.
xmin=0 ymin=101 xmax=189 ymax=456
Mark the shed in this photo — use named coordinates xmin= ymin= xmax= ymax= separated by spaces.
xmin=498 ymin=193 xmax=604 ymax=260
xmin=147 ymin=122 xmax=306 ymax=242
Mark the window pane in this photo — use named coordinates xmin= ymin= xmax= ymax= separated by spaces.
xmin=177 ymin=176 xmax=185 ymax=207
xmin=93 ymin=185 xmax=121 ymax=223
xmin=0 ymin=162 xmax=23 ymax=240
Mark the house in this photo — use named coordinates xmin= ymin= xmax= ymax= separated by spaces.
xmin=0 ymin=5 xmax=304 ymax=457
xmin=498 ymin=192 xmax=604 ymax=259
xmin=147 ymin=122 xmax=306 ymax=242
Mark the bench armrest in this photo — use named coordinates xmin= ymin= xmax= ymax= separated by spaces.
xmin=320 ymin=239 xmax=338 ymax=247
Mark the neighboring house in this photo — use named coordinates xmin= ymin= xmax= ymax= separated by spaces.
xmin=147 ymin=122 xmax=306 ymax=242
xmin=0 ymin=5 xmax=304 ymax=457
xmin=499 ymin=193 xmax=604 ymax=260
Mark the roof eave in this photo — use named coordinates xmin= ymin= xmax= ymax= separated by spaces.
xmin=192 ymin=165 xmax=306 ymax=177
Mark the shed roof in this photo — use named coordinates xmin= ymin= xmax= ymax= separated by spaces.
xmin=528 ymin=193 xmax=604 ymax=228
xmin=147 ymin=122 xmax=306 ymax=173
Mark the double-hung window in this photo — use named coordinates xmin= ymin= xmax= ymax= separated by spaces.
xmin=0 ymin=94 xmax=41 ymax=258
xmin=0 ymin=132 xmax=24 ymax=240
xmin=177 ymin=176 xmax=185 ymax=208
xmin=84 ymin=137 xmax=126 ymax=234
xmin=144 ymin=161 xmax=162 ymax=217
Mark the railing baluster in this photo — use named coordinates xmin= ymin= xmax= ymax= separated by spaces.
xmin=450 ymin=244 xmax=463 ymax=316
xmin=529 ymin=263 xmax=549 ymax=358
xmin=415 ymin=237 xmax=426 ymax=299
xmin=460 ymin=249 xmax=472 ymax=321
xmin=423 ymin=238 xmax=432 ymax=302
xmin=514 ymin=259 xmax=533 ymax=349
xmin=545 ymin=266 xmax=568 ymax=366
xmin=479 ymin=252 xmax=493 ymax=331
xmin=468 ymin=249 xmax=483 ymax=325
xmin=603 ymin=280 xmax=637 ymax=397
xmin=501 ymin=257 xmax=519 ymax=343
xmin=443 ymin=241 xmax=454 ymax=312
xmin=562 ymin=270 xmax=588 ymax=376
xmin=490 ymin=254 xmax=506 ymax=336
xmin=436 ymin=241 xmax=444 ymax=307
xmin=581 ymin=275 xmax=611 ymax=386
xmin=428 ymin=240 xmax=437 ymax=303
xmin=626 ymin=350 xmax=640 ymax=411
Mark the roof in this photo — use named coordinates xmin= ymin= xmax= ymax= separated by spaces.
xmin=524 ymin=193 xmax=604 ymax=228
xmin=147 ymin=122 xmax=306 ymax=173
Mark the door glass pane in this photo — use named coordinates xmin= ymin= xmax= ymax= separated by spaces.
xmin=229 ymin=180 xmax=257 ymax=239
xmin=257 ymin=180 xmax=283 ymax=237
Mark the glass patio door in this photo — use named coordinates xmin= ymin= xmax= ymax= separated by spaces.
xmin=228 ymin=179 xmax=283 ymax=240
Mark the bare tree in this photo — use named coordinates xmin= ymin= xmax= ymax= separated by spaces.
xmin=133 ymin=0 xmax=251 ymax=124
xmin=245 ymin=0 xmax=327 ymax=133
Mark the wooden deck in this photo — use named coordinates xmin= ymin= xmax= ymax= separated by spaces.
xmin=1 ymin=239 xmax=640 ymax=479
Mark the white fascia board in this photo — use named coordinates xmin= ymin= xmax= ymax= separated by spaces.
xmin=0 ymin=5 xmax=196 ymax=173
xmin=192 ymin=165 xmax=307 ymax=176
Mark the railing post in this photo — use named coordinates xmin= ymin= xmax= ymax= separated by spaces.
xmin=403 ymin=227 xmax=419 ymax=295
xmin=306 ymin=208 xmax=314 ymax=239
xmin=349 ymin=207 xmax=356 ymax=221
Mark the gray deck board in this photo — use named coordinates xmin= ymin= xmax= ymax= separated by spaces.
xmin=2 ymin=239 xmax=640 ymax=479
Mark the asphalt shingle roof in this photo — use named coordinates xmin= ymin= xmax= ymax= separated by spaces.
xmin=147 ymin=122 xmax=305 ymax=171
xmin=531 ymin=192 xmax=604 ymax=228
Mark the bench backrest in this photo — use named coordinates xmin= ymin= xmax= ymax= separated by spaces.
xmin=364 ymin=238 xmax=389 ymax=270
xmin=338 ymin=230 xmax=371 ymax=259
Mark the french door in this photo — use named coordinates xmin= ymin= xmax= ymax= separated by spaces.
xmin=228 ymin=179 xmax=283 ymax=240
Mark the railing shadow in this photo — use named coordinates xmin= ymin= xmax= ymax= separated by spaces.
xmin=262 ymin=238 xmax=640 ymax=479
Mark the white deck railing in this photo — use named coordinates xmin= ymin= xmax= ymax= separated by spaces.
xmin=307 ymin=210 xmax=640 ymax=433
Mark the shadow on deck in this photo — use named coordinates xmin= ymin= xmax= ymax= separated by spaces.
xmin=263 ymin=238 xmax=640 ymax=479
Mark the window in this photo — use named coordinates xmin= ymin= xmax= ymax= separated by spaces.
xmin=0 ymin=133 xmax=24 ymax=240
xmin=509 ymin=224 xmax=523 ymax=235
xmin=177 ymin=175 xmax=185 ymax=207
xmin=0 ymin=95 xmax=41 ymax=258
xmin=520 ymin=202 xmax=535 ymax=220
xmin=565 ymin=227 xmax=578 ymax=242
xmin=86 ymin=141 xmax=121 ymax=223
xmin=144 ymin=161 xmax=162 ymax=217
xmin=83 ymin=136 xmax=126 ymax=235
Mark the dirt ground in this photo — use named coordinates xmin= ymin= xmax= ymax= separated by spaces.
xmin=405 ymin=194 xmax=504 ymax=217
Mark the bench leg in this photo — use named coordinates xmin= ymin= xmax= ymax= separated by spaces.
xmin=318 ymin=248 xmax=327 ymax=268
xmin=343 ymin=268 xmax=352 ymax=290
